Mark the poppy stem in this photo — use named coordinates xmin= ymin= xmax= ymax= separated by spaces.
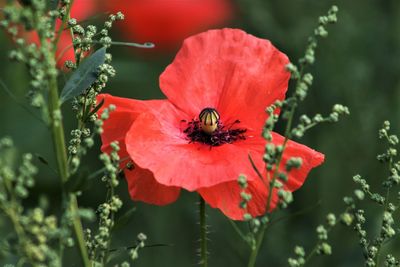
xmin=199 ymin=196 xmax=208 ymax=267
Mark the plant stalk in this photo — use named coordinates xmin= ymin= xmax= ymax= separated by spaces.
xmin=38 ymin=1 xmax=91 ymax=265
xmin=247 ymin=104 xmax=296 ymax=267
xmin=48 ymin=74 xmax=91 ymax=267
xmin=199 ymin=196 xmax=208 ymax=267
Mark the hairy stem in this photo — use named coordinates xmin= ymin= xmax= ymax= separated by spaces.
xmin=199 ymin=196 xmax=208 ymax=267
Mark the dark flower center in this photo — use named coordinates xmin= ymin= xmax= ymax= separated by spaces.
xmin=182 ymin=108 xmax=247 ymax=146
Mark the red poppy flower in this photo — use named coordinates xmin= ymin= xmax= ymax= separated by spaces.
xmin=25 ymin=0 xmax=96 ymax=68
xmin=98 ymin=28 xmax=324 ymax=220
xmin=102 ymin=0 xmax=233 ymax=51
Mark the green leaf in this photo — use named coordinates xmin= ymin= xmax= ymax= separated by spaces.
xmin=248 ymin=153 xmax=264 ymax=181
xmin=112 ymin=207 xmax=137 ymax=231
xmin=64 ymin=170 xmax=91 ymax=193
xmin=60 ymin=47 xmax=106 ymax=103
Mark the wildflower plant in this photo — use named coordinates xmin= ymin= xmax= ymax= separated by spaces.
xmin=342 ymin=121 xmax=400 ymax=266
xmin=225 ymin=5 xmax=350 ymax=267
xmin=0 ymin=0 xmax=149 ymax=265
xmin=0 ymin=1 xmax=397 ymax=267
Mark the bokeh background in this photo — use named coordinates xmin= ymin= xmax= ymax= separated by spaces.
xmin=1 ymin=0 xmax=400 ymax=266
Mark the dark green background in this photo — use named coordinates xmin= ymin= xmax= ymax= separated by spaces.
xmin=1 ymin=0 xmax=400 ymax=266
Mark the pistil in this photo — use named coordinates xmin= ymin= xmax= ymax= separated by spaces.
xmin=183 ymin=108 xmax=246 ymax=146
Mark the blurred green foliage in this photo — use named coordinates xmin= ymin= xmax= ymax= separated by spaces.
xmin=1 ymin=0 xmax=400 ymax=266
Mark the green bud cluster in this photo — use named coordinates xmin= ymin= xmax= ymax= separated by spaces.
xmin=255 ymin=6 xmax=344 ymax=235
xmin=262 ymin=101 xmax=281 ymax=141
xmin=17 ymin=208 xmax=61 ymax=265
xmin=340 ymin=121 xmax=400 ymax=266
xmin=67 ymin=127 xmax=92 ymax=173
xmin=0 ymin=147 xmax=37 ymax=202
xmin=238 ymin=174 xmax=252 ymax=211
xmin=385 ymin=254 xmax=400 ymax=267
xmin=64 ymin=9 xmax=124 ymax=69
xmin=86 ymin=141 xmax=128 ymax=263
xmin=291 ymin=104 xmax=349 ymax=139
xmin=129 ymin=233 xmax=147 ymax=262
xmin=0 ymin=1 xmax=145 ymax=266
xmin=288 ymin=213 xmax=336 ymax=266
xmin=288 ymin=246 xmax=305 ymax=267
xmin=0 ymin=1 xmax=61 ymax=114
xmin=286 ymin=157 xmax=302 ymax=172
xmin=66 ymin=11 xmax=120 ymax=182
xmin=377 ymin=121 xmax=399 ymax=164
xmin=277 ymin=189 xmax=293 ymax=209
xmin=340 ymin=212 xmax=354 ymax=226
xmin=0 ymin=137 xmax=61 ymax=266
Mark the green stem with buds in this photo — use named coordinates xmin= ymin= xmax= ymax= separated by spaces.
xmin=48 ymin=74 xmax=91 ymax=267
xmin=47 ymin=1 xmax=91 ymax=265
xmin=247 ymin=105 xmax=295 ymax=267
xmin=43 ymin=5 xmax=91 ymax=266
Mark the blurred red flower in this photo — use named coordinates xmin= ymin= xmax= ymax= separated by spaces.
xmin=26 ymin=0 xmax=96 ymax=68
xmin=102 ymin=0 xmax=233 ymax=51
xmin=98 ymin=29 xmax=324 ymax=220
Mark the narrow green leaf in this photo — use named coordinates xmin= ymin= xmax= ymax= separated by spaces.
xmin=0 ymin=78 xmax=45 ymax=124
xmin=60 ymin=47 xmax=106 ymax=103
xmin=84 ymin=97 xmax=104 ymax=122
xmin=64 ymin=170 xmax=90 ymax=193
xmin=109 ymin=243 xmax=173 ymax=253
xmin=112 ymin=207 xmax=137 ymax=231
xmin=248 ymin=153 xmax=264 ymax=181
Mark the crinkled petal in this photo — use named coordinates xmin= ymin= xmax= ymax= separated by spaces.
xmin=96 ymin=93 xmax=178 ymax=186
xmin=159 ymin=28 xmax=290 ymax=129
xmin=97 ymin=94 xmax=180 ymax=205
xmin=272 ymin=132 xmax=325 ymax=192
xmin=198 ymin=178 xmax=269 ymax=220
xmin=97 ymin=94 xmax=165 ymax=159
xmin=126 ymin=110 xmax=267 ymax=191
xmin=198 ymin=132 xmax=324 ymax=220
xmin=125 ymin=166 xmax=180 ymax=205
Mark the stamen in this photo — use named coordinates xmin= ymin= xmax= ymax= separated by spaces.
xmin=183 ymin=119 xmax=246 ymax=147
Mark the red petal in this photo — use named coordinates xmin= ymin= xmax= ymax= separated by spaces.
xmin=125 ymin=110 xmax=268 ymax=191
xmin=98 ymin=94 xmax=180 ymax=205
xmin=198 ymin=178 xmax=270 ymax=220
xmin=272 ymin=132 xmax=325 ymax=192
xmin=97 ymin=94 xmax=166 ymax=167
xmin=70 ymin=0 xmax=96 ymax=20
xmin=125 ymin=166 xmax=180 ymax=205
xmin=198 ymin=133 xmax=324 ymax=220
xmin=55 ymin=30 xmax=75 ymax=68
xmin=159 ymin=28 xmax=290 ymax=129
